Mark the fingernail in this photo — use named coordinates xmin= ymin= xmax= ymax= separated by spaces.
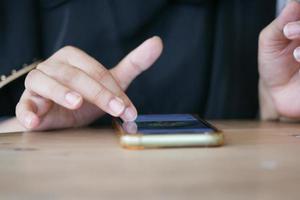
xmin=109 ymin=97 xmax=125 ymax=116
xmin=65 ymin=92 xmax=82 ymax=106
xmin=294 ymin=48 xmax=300 ymax=61
xmin=123 ymin=107 xmax=137 ymax=121
xmin=284 ymin=23 xmax=300 ymax=38
xmin=123 ymin=122 xmax=138 ymax=134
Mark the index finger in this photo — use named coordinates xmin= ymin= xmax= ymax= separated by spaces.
xmin=48 ymin=46 xmax=137 ymax=121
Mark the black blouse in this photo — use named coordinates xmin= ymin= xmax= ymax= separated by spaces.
xmin=0 ymin=0 xmax=275 ymax=120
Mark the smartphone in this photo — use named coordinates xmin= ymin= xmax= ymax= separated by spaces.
xmin=113 ymin=114 xmax=224 ymax=149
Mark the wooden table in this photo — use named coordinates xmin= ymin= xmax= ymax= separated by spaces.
xmin=1 ymin=118 xmax=300 ymax=200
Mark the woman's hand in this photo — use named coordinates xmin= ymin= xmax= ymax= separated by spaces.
xmin=16 ymin=36 xmax=163 ymax=130
xmin=259 ymin=1 xmax=300 ymax=119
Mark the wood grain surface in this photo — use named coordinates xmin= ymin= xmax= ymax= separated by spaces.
xmin=1 ymin=119 xmax=300 ymax=200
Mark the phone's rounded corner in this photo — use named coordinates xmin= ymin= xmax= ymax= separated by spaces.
xmin=201 ymin=132 xmax=224 ymax=147
xmin=212 ymin=132 xmax=225 ymax=147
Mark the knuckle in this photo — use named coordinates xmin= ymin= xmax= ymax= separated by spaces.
xmin=25 ymin=69 xmax=39 ymax=89
xmin=48 ymin=82 xmax=62 ymax=95
xmin=91 ymin=86 xmax=107 ymax=105
xmin=15 ymin=100 xmax=27 ymax=119
xmin=97 ymin=68 xmax=110 ymax=80
xmin=59 ymin=66 xmax=80 ymax=85
xmin=55 ymin=45 xmax=84 ymax=62
xmin=15 ymin=102 xmax=21 ymax=117
xmin=258 ymin=30 xmax=267 ymax=47
xmin=60 ymin=45 xmax=79 ymax=55
xmin=258 ymin=27 xmax=270 ymax=44
xmin=61 ymin=45 xmax=74 ymax=52
xmin=119 ymin=94 xmax=131 ymax=107
xmin=36 ymin=62 xmax=47 ymax=70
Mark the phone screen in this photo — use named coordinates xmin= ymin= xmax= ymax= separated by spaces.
xmin=121 ymin=114 xmax=217 ymax=134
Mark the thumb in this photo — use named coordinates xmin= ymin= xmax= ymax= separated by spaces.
xmin=111 ymin=36 xmax=163 ymax=90
xmin=261 ymin=1 xmax=300 ymax=42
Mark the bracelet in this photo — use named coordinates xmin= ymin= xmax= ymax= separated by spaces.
xmin=0 ymin=60 xmax=41 ymax=89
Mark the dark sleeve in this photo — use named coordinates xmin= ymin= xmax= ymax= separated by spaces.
xmin=172 ymin=0 xmax=212 ymax=4
xmin=0 ymin=0 xmax=41 ymax=116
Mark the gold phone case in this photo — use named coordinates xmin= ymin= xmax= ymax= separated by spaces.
xmin=113 ymin=116 xmax=224 ymax=150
